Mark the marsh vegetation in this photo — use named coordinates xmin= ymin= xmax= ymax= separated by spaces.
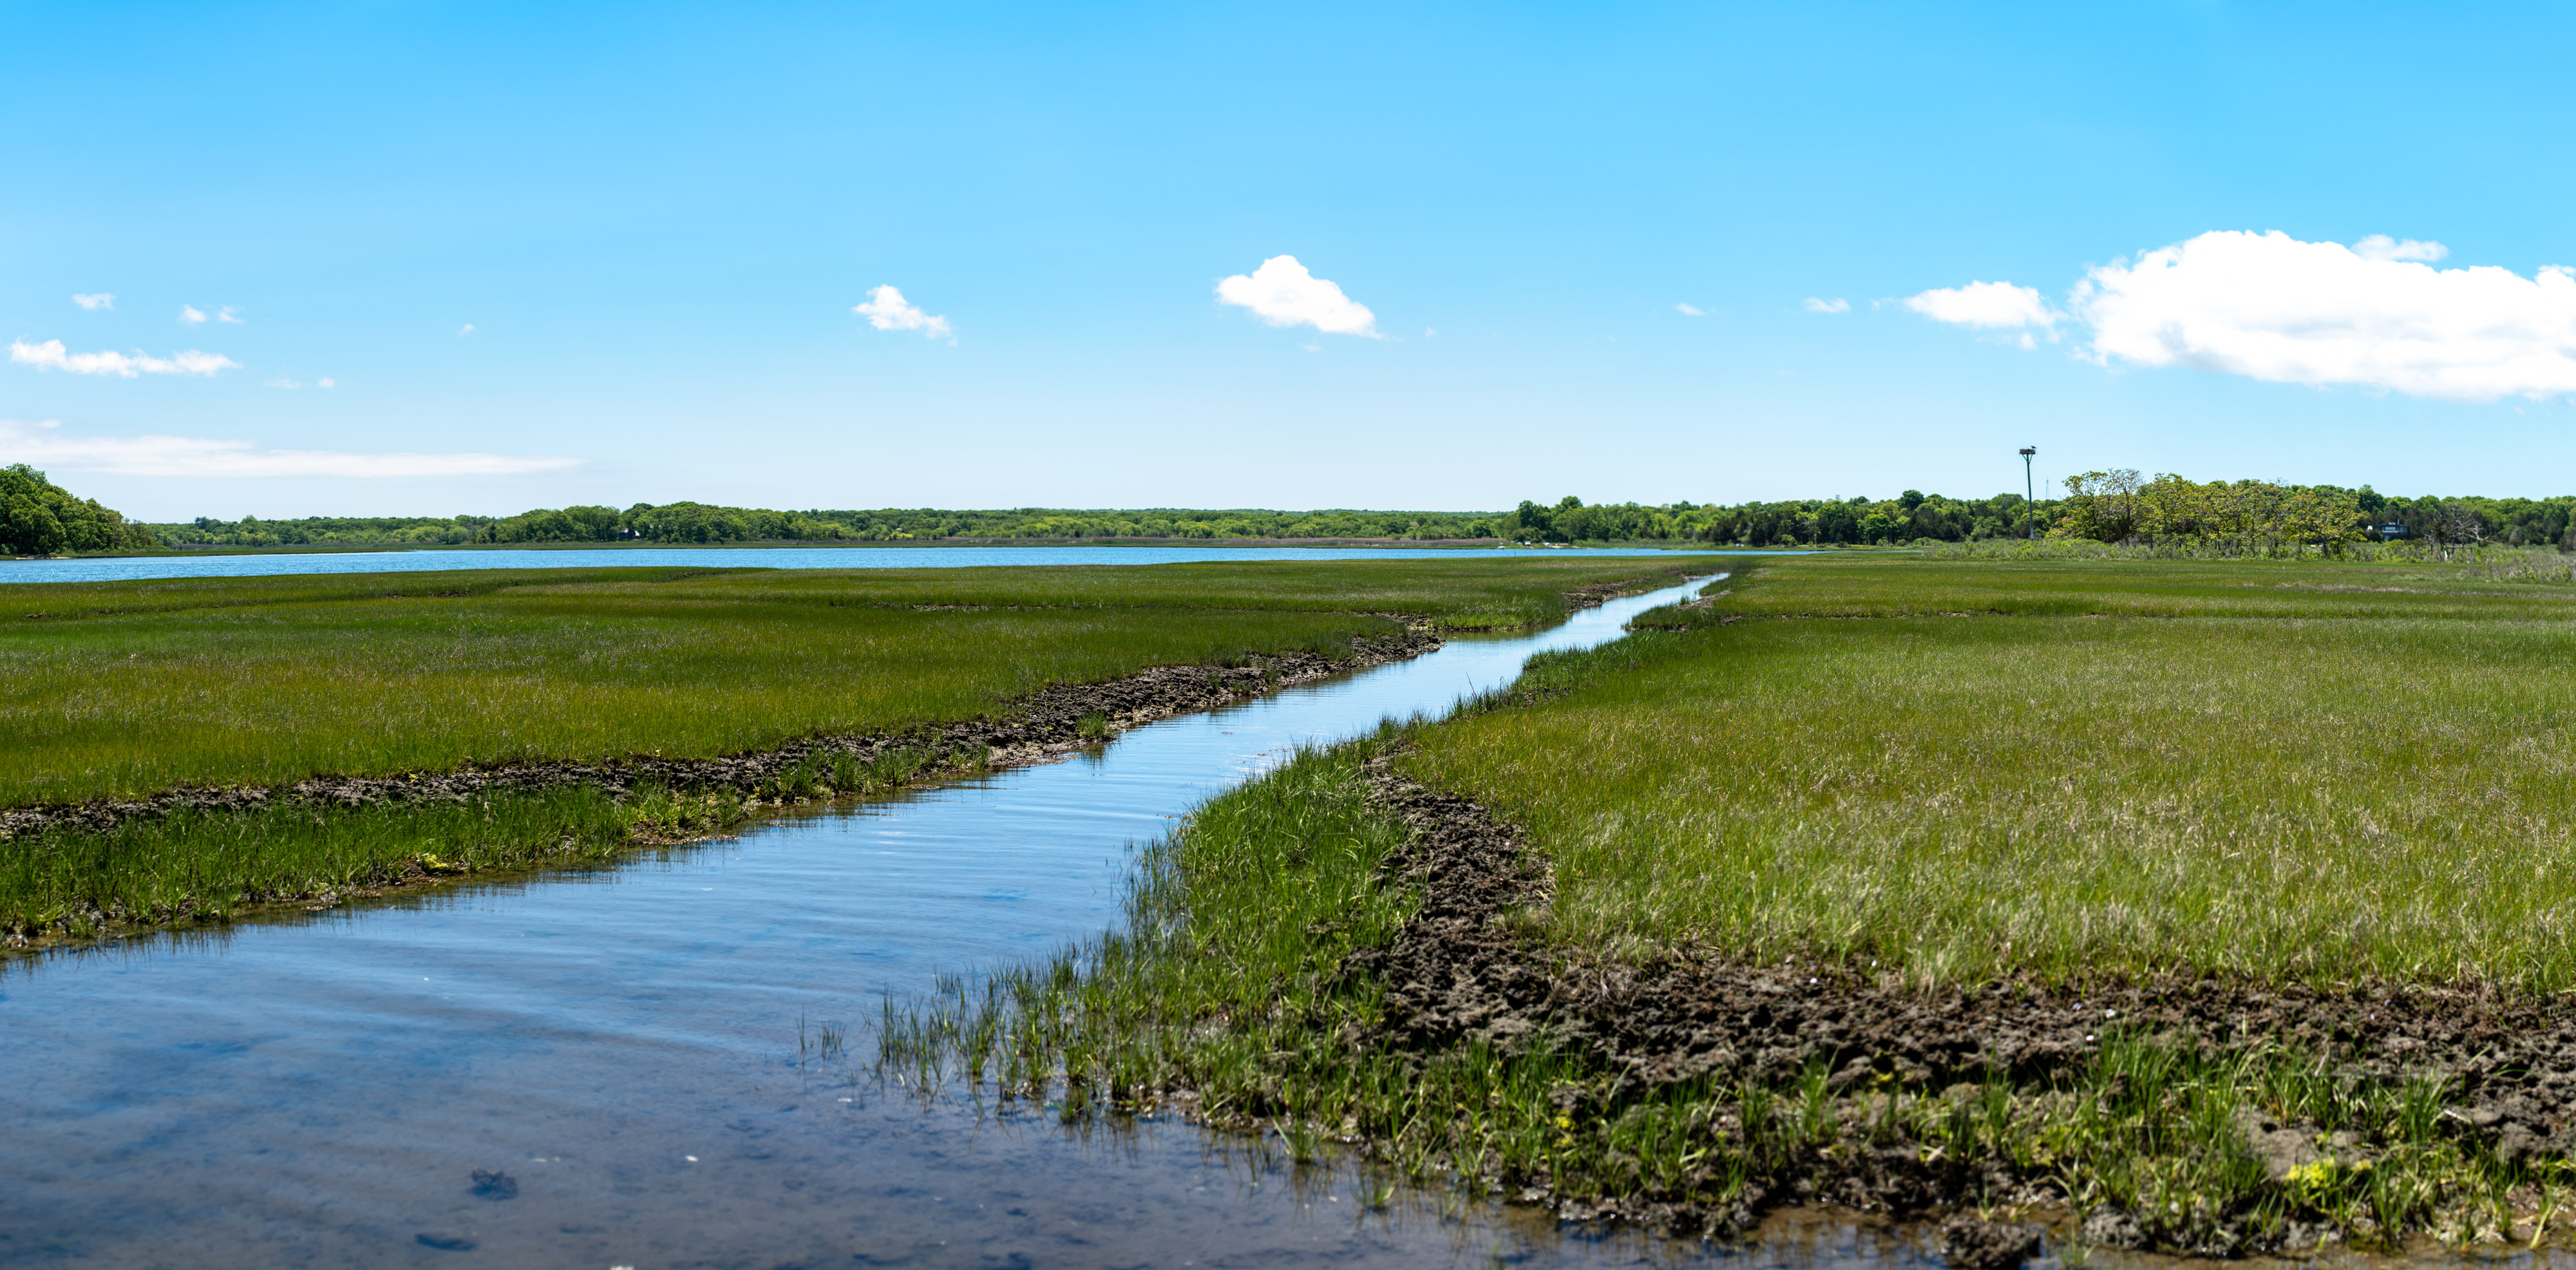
xmin=881 ymin=552 xmax=2576 ymax=1253
xmin=0 ymin=556 xmax=1690 ymax=944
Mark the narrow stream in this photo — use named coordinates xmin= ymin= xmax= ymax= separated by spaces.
xmin=2 ymin=579 xmax=1747 ymax=1269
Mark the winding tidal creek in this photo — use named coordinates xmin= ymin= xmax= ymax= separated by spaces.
xmin=0 ymin=578 xmax=1845 ymax=1270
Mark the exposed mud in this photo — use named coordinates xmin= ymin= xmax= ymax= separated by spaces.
xmin=1347 ymin=755 xmax=2576 ymax=1243
xmin=1 ymin=629 xmax=1443 ymax=844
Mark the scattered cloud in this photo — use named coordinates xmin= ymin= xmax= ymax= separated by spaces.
xmin=1908 ymin=230 xmax=2576 ymax=401
xmin=8 ymin=339 xmax=239 ymax=377
xmin=1903 ymin=280 xmax=2060 ymax=330
xmin=265 ymin=377 xmax=337 ymax=390
xmin=1674 ymin=303 xmax=1707 ymax=317
xmin=180 ymin=304 xmax=208 ymax=325
xmin=852 ymin=285 xmax=954 ymax=343
xmin=1425 ymin=327 xmax=1437 ymax=337
xmin=458 ymin=324 xmax=477 ymax=337
xmin=218 ymin=306 xmax=243 ymax=325
xmin=1802 ymin=296 xmax=1851 ymax=314
xmin=71 ymin=293 xmax=113 ymax=311
xmin=0 ymin=418 xmax=578 ymax=478
xmin=1215 ymin=256 xmax=1379 ymax=337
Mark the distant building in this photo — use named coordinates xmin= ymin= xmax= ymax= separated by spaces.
xmin=2374 ymin=523 xmax=2407 ymax=538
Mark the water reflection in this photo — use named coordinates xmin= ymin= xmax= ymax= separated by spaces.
xmin=0 ymin=578 xmax=1783 ymax=1268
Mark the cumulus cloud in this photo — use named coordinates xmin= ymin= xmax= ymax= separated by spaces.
xmin=0 ymin=418 xmax=578 ymax=478
xmin=1803 ymin=296 xmax=1850 ymax=314
xmin=218 ymin=306 xmax=243 ymax=324
xmin=1675 ymin=303 xmax=1707 ymax=316
xmin=71 ymin=293 xmax=113 ymax=310
xmin=180 ymin=304 xmax=208 ymax=325
xmin=458 ymin=324 xmax=477 ymax=337
xmin=1215 ymin=256 xmax=1379 ymax=337
xmin=1904 ymin=280 xmax=2060 ymax=330
xmin=1906 ymin=231 xmax=2576 ymax=401
xmin=9 ymin=339 xmax=239 ymax=377
xmin=2072 ymin=230 xmax=2576 ymax=401
xmin=853 ymin=285 xmax=954 ymax=343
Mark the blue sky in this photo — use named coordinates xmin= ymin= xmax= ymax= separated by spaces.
xmin=7 ymin=1 xmax=2575 ymax=520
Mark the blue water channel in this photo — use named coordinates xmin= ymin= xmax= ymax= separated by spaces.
xmin=0 ymin=578 xmax=1775 ymax=1269
xmin=0 ymin=544 xmax=1742 ymax=585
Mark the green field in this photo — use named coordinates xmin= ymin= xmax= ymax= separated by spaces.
xmin=1408 ymin=556 xmax=2576 ymax=989
xmin=0 ymin=556 xmax=1689 ymax=809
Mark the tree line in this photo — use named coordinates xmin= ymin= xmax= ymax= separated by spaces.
xmin=5 ymin=460 xmax=2570 ymax=555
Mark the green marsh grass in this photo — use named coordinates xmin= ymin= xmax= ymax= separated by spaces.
xmin=1410 ymin=556 xmax=2576 ymax=989
xmin=0 ymin=556 xmax=1689 ymax=808
xmin=1 ymin=782 xmax=748 ymax=940
xmin=869 ymin=553 xmax=2576 ymax=1247
xmin=874 ymin=736 xmax=2552 ymax=1248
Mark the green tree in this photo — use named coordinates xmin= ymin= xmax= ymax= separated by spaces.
xmin=0 ymin=465 xmax=160 ymax=555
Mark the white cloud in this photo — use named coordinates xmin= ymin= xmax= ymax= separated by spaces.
xmin=2072 ymin=230 xmax=2576 ymax=401
xmin=1215 ymin=256 xmax=1379 ymax=337
xmin=2353 ymin=234 xmax=2448 ymax=263
xmin=1903 ymin=280 xmax=2060 ymax=330
xmin=180 ymin=304 xmax=209 ymax=326
xmin=1904 ymin=231 xmax=2576 ymax=401
xmin=1802 ymin=296 xmax=1851 ymax=314
xmin=71 ymin=293 xmax=113 ymax=311
xmin=1675 ymin=303 xmax=1707 ymax=317
xmin=458 ymin=324 xmax=477 ymax=337
xmin=265 ymin=377 xmax=337 ymax=390
xmin=0 ymin=418 xmax=578 ymax=478
xmin=852 ymin=285 xmax=955 ymax=343
xmin=218 ymin=306 xmax=243 ymax=325
xmin=8 ymin=339 xmax=240 ymax=378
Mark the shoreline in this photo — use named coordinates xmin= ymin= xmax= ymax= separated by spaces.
xmin=1 ymin=538 xmax=1752 ymax=563
xmin=1 ymin=628 xmax=1445 ymax=951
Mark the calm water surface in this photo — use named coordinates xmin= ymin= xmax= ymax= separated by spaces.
xmin=0 ymin=572 xmax=2512 ymax=1269
xmin=0 ymin=544 xmax=1739 ymax=585
xmin=0 ymin=581 xmax=1720 ymax=1269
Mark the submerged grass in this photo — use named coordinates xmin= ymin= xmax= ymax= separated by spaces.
xmin=0 ymin=556 xmax=1689 ymax=808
